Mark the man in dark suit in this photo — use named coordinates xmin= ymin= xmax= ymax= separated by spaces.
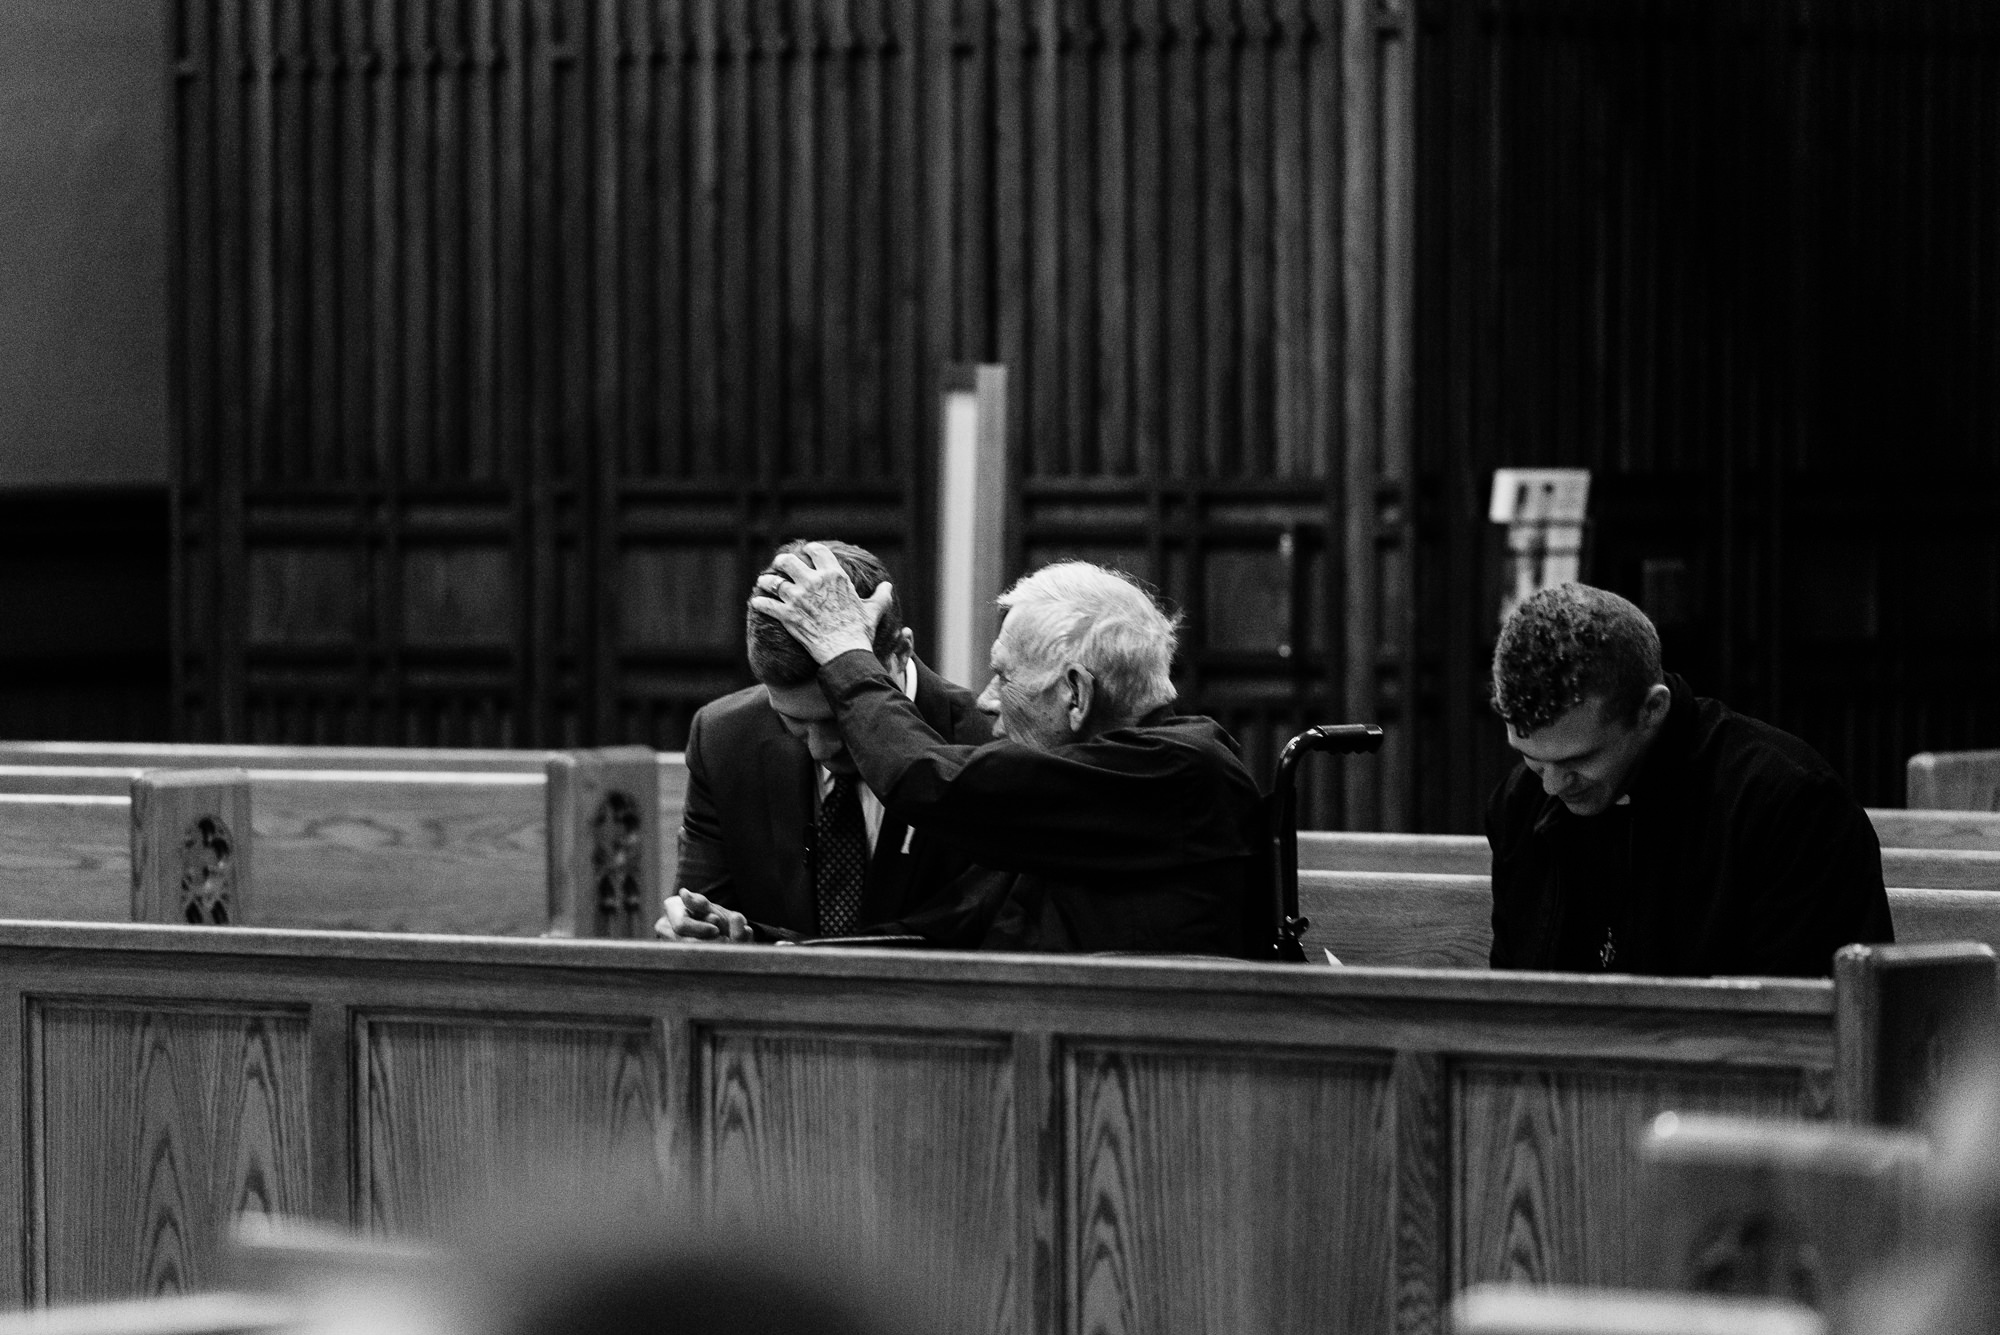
xmin=654 ymin=540 xmax=993 ymax=943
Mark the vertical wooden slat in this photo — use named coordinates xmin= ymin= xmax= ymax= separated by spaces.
xmin=1027 ymin=0 xmax=1061 ymax=481
xmin=1094 ymin=0 xmax=1130 ymax=477
xmin=1162 ymin=0 xmax=1202 ymax=481
xmin=400 ymin=0 xmax=434 ymax=481
xmin=1269 ymin=0 xmax=1309 ymax=480
xmin=246 ymin=0 xmax=278 ymax=486
xmin=652 ymin=0 xmax=688 ymax=482
xmin=687 ymin=0 xmax=722 ymax=478
xmin=434 ymin=0 xmax=469 ymax=481
xmin=1127 ymin=0 xmax=1164 ymax=480
xmin=786 ymin=0 xmax=822 ymax=479
xmin=1237 ymin=1 xmax=1274 ymax=481
xmin=849 ymin=0 xmax=888 ymax=479
xmin=817 ymin=0 xmax=855 ymax=482
xmin=748 ymin=0 xmax=785 ymax=479
xmin=1059 ymin=0 xmax=1093 ymax=477
xmin=1200 ymin=0 xmax=1238 ymax=477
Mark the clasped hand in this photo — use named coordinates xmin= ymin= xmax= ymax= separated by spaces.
xmin=654 ymin=888 xmax=751 ymax=943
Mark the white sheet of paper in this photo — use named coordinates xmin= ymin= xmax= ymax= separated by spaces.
xmin=1323 ymin=949 xmax=1343 ymax=967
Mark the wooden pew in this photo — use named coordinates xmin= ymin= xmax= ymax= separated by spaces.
xmin=0 ymin=751 xmax=672 ymax=937
xmin=1302 ymin=874 xmax=2000 ymax=970
xmin=0 ymin=743 xmax=692 ymax=904
xmin=1450 ymin=1286 xmax=1824 ymax=1335
xmin=0 ymin=923 xmax=1973 ymax=1330
xmin=1294 ymin=822 xmax=2000 ymax=886
xmin=1864 ymin=808 xmax=2000 ymax=853
xmin=1907 ymin=749 xmax=2000 ymax=812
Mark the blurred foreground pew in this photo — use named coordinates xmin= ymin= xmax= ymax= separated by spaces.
xmin=0 ymin=924 xmax=1979 ymax=1331
xmin=1450 ymin=1286 xmax=1824 ymax=1335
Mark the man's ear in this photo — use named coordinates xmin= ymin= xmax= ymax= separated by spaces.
xmin=891 ymin=626 xmax=915 ymax=665
xmin=1637 ymin=682 xmax=1672 ymax=732
xmin=1064 ymin=667 xmax=1095 ymax=734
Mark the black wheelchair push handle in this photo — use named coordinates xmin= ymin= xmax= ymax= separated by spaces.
xmin=1270 ymin=724 xmax=1385 ymax=962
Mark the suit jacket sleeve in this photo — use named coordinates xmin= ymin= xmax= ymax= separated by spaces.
xmin=819 ymin=651 xmax=1242 ymax=879
xmin=674 ymin=706 xmax=736 ymax=902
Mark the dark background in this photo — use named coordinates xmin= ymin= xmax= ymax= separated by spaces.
xmin=6 ymin=0 xmax=1997 ymax=829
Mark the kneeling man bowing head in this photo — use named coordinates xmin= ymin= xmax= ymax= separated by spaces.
xmin=657 ymin=539 xmax=993 ymax=944
xmin=752 ymin=545 xmax=1263 ymax=955
xmin=1487 ymin=582 xmax=1892 ymax=977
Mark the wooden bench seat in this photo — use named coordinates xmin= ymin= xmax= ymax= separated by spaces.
xmin=0 ymin=923 xmax=1968 ymax=1328
xmin=1303 ymin=872 xmax=2000 ymax=969
xmin=1294 ymin=824 xmax=2000 ymax=888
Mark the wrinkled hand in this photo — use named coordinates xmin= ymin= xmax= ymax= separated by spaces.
xmin=746 ymin=542 xmax=893 ymax=666
xmin=654 ymin=888 xmax=751 ymax=943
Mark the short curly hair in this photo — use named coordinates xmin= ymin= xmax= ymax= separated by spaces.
xmin=1491 ymin=583 xmax=1663 ymax=735
xmin=745 ymin=540 xmax=906 ymax=688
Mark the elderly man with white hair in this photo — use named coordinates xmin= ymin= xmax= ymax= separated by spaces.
xmin=750 ymin=544 xmax=1263 ymax=955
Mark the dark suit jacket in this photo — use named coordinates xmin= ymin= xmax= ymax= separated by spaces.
xmin=676 ymin=659 xmax=993 ymax=939
xmin=1487 ymin=673 xmax=1893 ymax=977
xmin=817 ymin=650 xmax=1264 ymax=956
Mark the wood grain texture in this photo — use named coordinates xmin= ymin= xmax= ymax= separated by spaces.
xmin=0 ymin=796 xmax=130 ymax=919
xmin=1068 ymin=1045 xmax=1395 ymax=1335
xmin=1300 ymin=871 xmax=1494 ymax=968
xmin=1298 ymin=832 xmax=1492 ymax=876
xmin=706 ymin=1029 xmax=1015 ymax=1335
xmin=1453 ymin=1062 xmax=1819 ymax=1292
xmin=357 ymin=1016 xmax=664 ymax=1237
xmin=1394 ymin=1050 xmax=1450 ymax=1335
xmin=250 ymin=774 xmax=545 ymax=935
xmin=31 ymin=1004 xmax=312 ymax=1303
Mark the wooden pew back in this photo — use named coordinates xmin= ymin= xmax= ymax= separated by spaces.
xmin=1907 ymin=749 xmax=2000 ymax=812
xmin=1301 ymin=874 xmax=2000 ymax=971
xmin=0 ymin=923 xmax=1850 ymax=1331
xmin=1292 ymin=829 xmax=2000 ymax=890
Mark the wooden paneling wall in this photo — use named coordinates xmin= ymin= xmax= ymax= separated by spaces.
xmin=0 ymin=923 xmax=1837 ymax=1332
xmin=170 ymin=0 xmax=1417 ymax=827
xmin=1411 ymin=0 xmax=2000 ymax=829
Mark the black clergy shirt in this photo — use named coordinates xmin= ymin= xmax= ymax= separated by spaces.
xmin=1488 ymin=673 xmax=1894 ymax=977
xmin=815 ymin=649 xmax=1264 ymax=956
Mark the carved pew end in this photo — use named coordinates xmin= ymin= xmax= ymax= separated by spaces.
xmin=130 ymin=769 xmax=253 ymax=926
xmin=1449 ymin=1284 xmax=1825 ymax=1335
xmin=546 ymin=747 xmax=661 ymax=939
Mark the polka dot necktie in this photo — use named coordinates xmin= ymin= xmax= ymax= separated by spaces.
xmin=815 ymin=774 xmax=867 ymax=936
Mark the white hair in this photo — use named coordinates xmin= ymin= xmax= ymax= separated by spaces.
xmin=996 ymin=562 xmax=1180 ymax=720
